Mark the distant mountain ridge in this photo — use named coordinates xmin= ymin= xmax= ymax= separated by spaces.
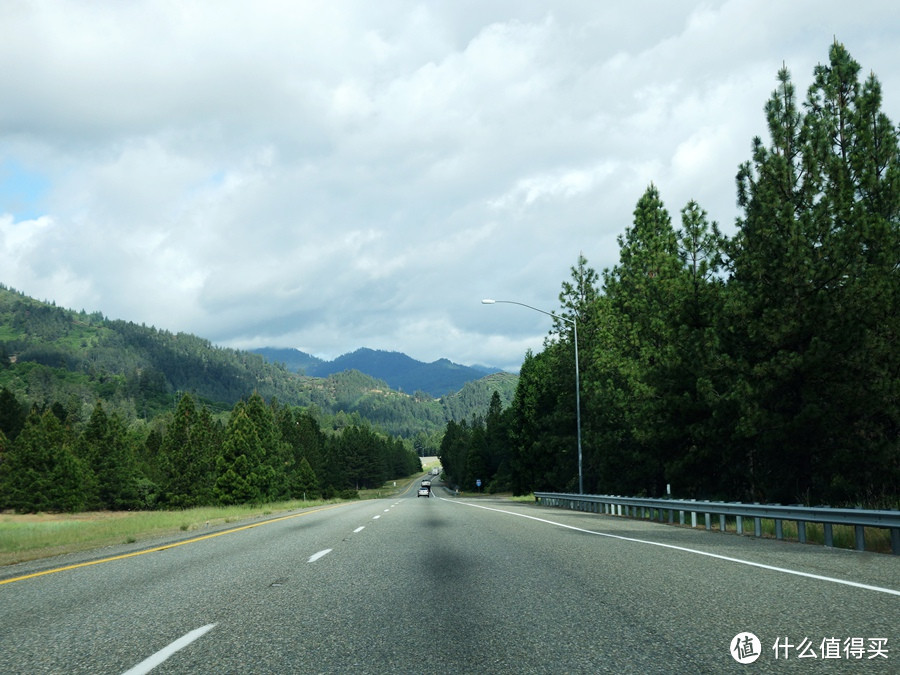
xmin=253 ymin=347 xmax=502 ymax=398
xmin=0 ymin=285 xmax=518 ymax=440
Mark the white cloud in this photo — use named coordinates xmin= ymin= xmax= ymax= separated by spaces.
xmin=0 ymin=1 xmax=897 ymax=371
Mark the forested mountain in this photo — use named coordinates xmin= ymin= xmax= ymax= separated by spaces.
xmin=0 ymin=287 xmax=518 ymax=513
xmin=254 ymin=346 xmax=503 ymax=398
xmin=0 ymin=285 xmax=516 ymax=439
xmin=440 ymin=43 xmax=899 ymax=507
xmin=252 ymin=347 xmax=324 ymax=375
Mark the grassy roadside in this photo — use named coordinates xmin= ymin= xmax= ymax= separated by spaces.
xmin=1 ymin=472 xmax=433 ymax=568
xmin=0 ymin=499 xmax=334 ymax=567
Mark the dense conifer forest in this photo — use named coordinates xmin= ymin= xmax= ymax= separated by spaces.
xmin=440 ymin=44 xmax=899 ymax=507
xmin=0 ymin=286 xmax=516 ymax=512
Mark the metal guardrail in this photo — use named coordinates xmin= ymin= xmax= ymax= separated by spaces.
xmin=533 ymin=492 xmax=900 ymax=555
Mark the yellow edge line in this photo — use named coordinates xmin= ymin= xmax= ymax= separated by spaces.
xmin=0 ymin=502 xmax=350 ymax=586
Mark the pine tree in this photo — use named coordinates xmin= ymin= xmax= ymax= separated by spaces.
xmin=0 ymin=387 xmax=26 ymax=442
xmin=464 ymin=420 xmax=489 ymax=491
xmin=294 ymin=457 xmax=319 ymax=500
xmin=215 ymin=407 xmax=263 ymax=504
xmin=508 ymin=349 xmax=576 ymax=494
xmin=240 ymin=393 xmax=288 ymax=500
xmin=483 ymin=391 xmax=512 ymax=492
xmin=727 ymin=43 xmax=899 ymax=503
xmin=158 ymin=393 xmax=217 ymax=507
xmin=598 ymin=185 xmax=684 ymax=496
xmin=77 ymin=401 xmax=141 ymax=510
xmin=3 ymin=408 xmax=90 ymax=512
xmin=438 ymin=419 xmax=470 ymax=489
xmin=657 ymin=201 xmax=730 ymax=498
xmin=0 ymin=428 xmax=9 ymax=510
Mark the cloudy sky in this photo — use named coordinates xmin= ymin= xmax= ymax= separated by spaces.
xmin=1 ymin=1 xmax=897 ymax=371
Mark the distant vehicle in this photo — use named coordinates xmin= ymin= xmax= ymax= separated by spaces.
xmin=417 ymin=486 xmax=430 ymax=498
xmin=431 ymin=468 xmax=440 ymax=475
xmin=421 ymin=479 xmax=431 ymax=488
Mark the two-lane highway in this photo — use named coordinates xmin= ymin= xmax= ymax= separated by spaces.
xmin=2 ymin=487 xmax=897 ymax=673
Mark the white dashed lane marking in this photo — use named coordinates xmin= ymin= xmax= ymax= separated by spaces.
xmin=122 ymin=624 xmax=217 ymax=675
xmin=307 ymin=549 xmax=332 ymax=563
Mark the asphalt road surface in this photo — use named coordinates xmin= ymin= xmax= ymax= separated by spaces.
xmin=1 ymin=484 xmax=898 ymax=673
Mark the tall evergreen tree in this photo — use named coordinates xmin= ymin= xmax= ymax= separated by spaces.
xmin=294 ymin=457 xmax=319 ymax=500
xmin=158 ymin=393 xmax=216 ymax=507
xmin=439 ymin=419 xmax=470 ymax=489
xmin=597 ymin=184 xmax=684 ymax=496
xmin=0 ymin=429 xmax=9 ymax=509
xmin=657 ymin=202 xmax=730 ymax=498
xmin=242 ymin=392 xmax=281 ymax=500
xmin=2 ymin=408 xmax=90 ymax=512
xmin=0 ymin=387 xmax=26 ymax=442
xmin=483 ymin=391 xmax=512 ymax=492
xmin=215 ymin=407 xmax=263 ymax=504
xmin=464 ymin=419 xmax=489 ymax=492
xmin=508 ymin=348 xmax=577 ymax=494
xmin=727 ymin=43 xmax=899 ymax=503
xmin=77 ymin=401 xmax=141 ymax=510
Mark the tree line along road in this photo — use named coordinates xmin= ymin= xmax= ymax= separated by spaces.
xmin=1 ymin=484 xmax=897 ymax=673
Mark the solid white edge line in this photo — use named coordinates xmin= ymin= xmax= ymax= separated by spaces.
xmin=122 ymin=623 xmax=217 ymax=675
xmin=441 ymin=498 xmax=900 ymax=597
xmin=308 ymin=548 xmax=332 ymax=563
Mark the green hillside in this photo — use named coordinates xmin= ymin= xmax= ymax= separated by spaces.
xmin=0 ymin=284 xmax=516 ymax=438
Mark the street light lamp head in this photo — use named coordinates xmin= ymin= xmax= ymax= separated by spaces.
xmin=478 ymin=294 xmax=584 ymax=494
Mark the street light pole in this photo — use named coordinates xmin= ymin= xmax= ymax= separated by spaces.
xmin=482 ymin=298 xmax=583 ymax=494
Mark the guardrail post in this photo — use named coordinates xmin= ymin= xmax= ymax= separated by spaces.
xmin=736 ymin=515 xmax=743 ymax=535
xmin=824 ymin=523 xmax=833 ymax=547
xmin=855 ymin=525 xmax=865 ymax=552
xmin=754 ymin=517 xmax=761 ymax=538
xmin=705 ymin=512 xmax=711 ymax=530
xmin=679 ymin=510 xmax=684 ymax=525
xmin=719 ymin=514 xmax=726 ymax=532
xmin=797 ymin=521 xmax=806 ymax=544
xmin=775 ymin=519 xmax=783 ymax=540
xmin=891 ymin=528 xmax=900 ymax=555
